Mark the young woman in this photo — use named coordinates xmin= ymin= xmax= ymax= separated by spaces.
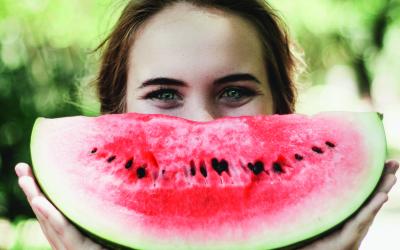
xmin=15 ymin=0 xmax=398 ymax=249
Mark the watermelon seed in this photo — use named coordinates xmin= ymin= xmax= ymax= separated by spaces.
xmin=325 ymin=141 xmax=335 ymax=148
xmin=190 ymin=160 xmax=196 ymax=176
xmin=272 ymin=162 xmax=285 ymax=174
xmin=254 ymin=161 xmax=264 ymax=175
xmin=211 ymin=158 xmax=219 ymax=172
xmin=312 ymin=146 xmax=324 ymax=154
xmin=247 ymin=163 xmax=254 ymax=171
xmin=247 ymin=162 xmax=264 ymax=175
xmin=125 ymin=159 xmax=133 ymax=169
xmin=137 ymin=167 xmax=146 ymax=179
xmin=91 ymin=148 xmax=97 ymax=154
xmin=162 ymin=169 xmax=166 ymax=175
xmin=294 ymin=154 xmax=304 ymax=161
xmin=219 ymin=159 xmax=229 ymax=174
xmin=200 ymin=161 xmax=207 ymax=178
xmin=107 ymin=155 xmax=116 ymax=163
xmin=211 ymin=158 xmax=229 ymax=175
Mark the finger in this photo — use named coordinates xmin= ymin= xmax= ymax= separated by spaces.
xmin=15 ymin=162 xmax=33 ymax=177
xmin=339 ymin=193 xmax=387 ymax=250
xmin=32 ymin=205 xmax=64 ymax=250
xmin=384 ymin=160 xmax=399 ymax=175
xmin=32 ymin=196 xmax=86 ymax=249
xmin=374 ymin=160 xmax=398 ymax=194
xmin=376 ymin=173 xmax=397 ymax=194
xmin=18 ymin=176 xmax=44 ymax=203
xmin=344 ymin=192 xmax=388 ymax=234
xmin=371 ymin=161 xmax=398 ymax=197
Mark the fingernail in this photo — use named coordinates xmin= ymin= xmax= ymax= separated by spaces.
xmin=15 ymin=166 xmax=22 ymax=177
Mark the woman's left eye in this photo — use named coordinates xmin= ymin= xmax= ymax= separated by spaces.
xmin=219 ymin=87 xmax=257 ymax=103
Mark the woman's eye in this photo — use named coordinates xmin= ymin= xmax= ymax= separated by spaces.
xmin=143 ymin=88 xmax=183 ymax=109
xmin=219 ymin=87 xmax=256 ymax=102
xmin=145 ymin=88 xmax=182 ymax=102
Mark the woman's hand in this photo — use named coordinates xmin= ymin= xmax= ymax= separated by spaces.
xmin=300 ymin=160 xmax=398 ymax=250
xmin=15 ymin=163 xmax=107 ymax=250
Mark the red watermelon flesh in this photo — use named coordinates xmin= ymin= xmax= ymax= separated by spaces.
xmin=30 ymin=112 xmax=386 ymax=250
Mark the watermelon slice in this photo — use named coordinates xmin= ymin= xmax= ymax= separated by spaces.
xmin=30 ymin=112 xmax=386 ymax=250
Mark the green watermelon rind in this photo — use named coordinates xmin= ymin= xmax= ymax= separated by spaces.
xmin=30 ymin=112 xmax=387 ymax=250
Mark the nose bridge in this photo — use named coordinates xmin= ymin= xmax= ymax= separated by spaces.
xmin=187 ymin=105 xmax=215 ymax=122
xmin=184 ymin=93 xmax=216 ymax=122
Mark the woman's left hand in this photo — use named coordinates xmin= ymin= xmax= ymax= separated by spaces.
xmin=300 ymin=160 xmax=398 ymax=250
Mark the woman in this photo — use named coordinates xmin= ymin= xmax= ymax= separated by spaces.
xmin=15 ymin=0 xmax=398 ymax=249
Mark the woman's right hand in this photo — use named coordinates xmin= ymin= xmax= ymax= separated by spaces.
xmin=15 ymin=163 xmax=107 ymax=250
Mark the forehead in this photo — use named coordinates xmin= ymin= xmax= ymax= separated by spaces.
xmin=128 ymin=2 xmax=265 ymax=83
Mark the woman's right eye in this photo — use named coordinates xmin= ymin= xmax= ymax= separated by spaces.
xmin=143 ymin=88 xmax=183 ymax=108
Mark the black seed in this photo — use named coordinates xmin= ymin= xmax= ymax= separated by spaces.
xmin=312 ymin=146 xmax=324 ymax=154
xmin=125 ymin=159 xmax=133 ymax=169
xmin=200 ymin=164 xmax=208 ymax=178
xmin=219 ymin=159 xmax=228 ymax=172
xmin=325 ymin=141 xmax=335 ymax=148
xmin=162 ymin=169 xmax=166 ymax=175
xmin=211 ymin=158 xmax=220 ymax=173
xmin=107 ymin=155 xmax=116 ymax=163
xmin=212 ymin=158 xmax=229 ymax=175
xmin=294 ymin=154 xmax=304 ymax=161
xmin=137 ymin=167 xmax=146 ymax=179
xmin=272 ymin=162 xmax=285 ymax=174
xmin=253 ymin=161 xmax=264 ymax=175
xmin=247 ymin=162 xmax=264 ymax=175
xmin=91 ymin=148 xmax=97 ymax=154
xmin=190 ymin=167 xmax=196 ymax=176
xmin=190 ymin=160 xmax=196 ymax=176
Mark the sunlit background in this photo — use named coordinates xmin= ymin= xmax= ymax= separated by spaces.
xmin=0 ymin=0 xmax=399 ymax=249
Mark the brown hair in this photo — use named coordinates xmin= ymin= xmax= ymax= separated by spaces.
xmin=96 ymin=0 xmax=298 ymax=114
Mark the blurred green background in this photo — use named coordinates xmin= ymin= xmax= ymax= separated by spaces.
xmin=0 ymin=0 xmax=399 ymax=249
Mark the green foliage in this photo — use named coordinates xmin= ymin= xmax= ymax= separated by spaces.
xmin=0 ymin=0 xmax=123 ymax=220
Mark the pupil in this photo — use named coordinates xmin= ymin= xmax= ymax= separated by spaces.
xmin=227 ymin=89 xmax=240 ymax=98
xmin=160 ymin=92 xmax=174 ymax=100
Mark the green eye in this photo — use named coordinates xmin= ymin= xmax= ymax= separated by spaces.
xmin=220 ymin=87 xmax=256 ymax=102
xmin=222 ymin=89 xmax=242 ymax=100
xmin=157 ymin=91 xmax=176 ymax=100
xmin=146 ymin=89 xmax=182 ymax=102
xmin=144 ymin=88 xmax=183 ymax=109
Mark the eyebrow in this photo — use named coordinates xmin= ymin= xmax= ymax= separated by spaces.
xmin=138 ymin=77 xmax=186 ymax=88
xmin=138 ymin=73 xmax=261 ymax=89
xmin=214 ymin=73 xmax=261 ymax=85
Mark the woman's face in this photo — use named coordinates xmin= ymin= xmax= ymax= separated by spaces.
xmin=126 ymin=2 xmax=273 ymax=121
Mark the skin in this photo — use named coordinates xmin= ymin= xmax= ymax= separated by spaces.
xmin=15 ymin=3 xmax=398 ymax=250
